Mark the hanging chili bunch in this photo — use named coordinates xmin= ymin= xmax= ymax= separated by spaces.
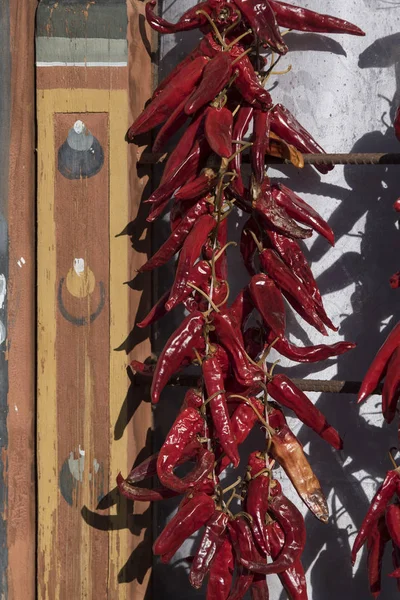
xmin=120 ymin=1 xmax=364 ymax=598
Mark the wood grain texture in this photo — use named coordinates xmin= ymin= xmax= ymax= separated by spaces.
xmin=36 ymin=1 xmax=153 ymax=597
xmin=5 ymin=1 xmax=36 ymax=598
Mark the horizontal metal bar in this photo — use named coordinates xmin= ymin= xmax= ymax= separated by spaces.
xmin=132 ymin=372 xmax=383 ymax=395
xmin=138 ymin=151 xmax=400 ymax=167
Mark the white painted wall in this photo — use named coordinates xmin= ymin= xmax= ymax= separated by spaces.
xmin=154 ymin=2 xmax=400 ymax=598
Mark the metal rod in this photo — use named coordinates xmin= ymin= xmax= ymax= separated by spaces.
xmin=132 ymin=371 xmax=383 ymax=395
xmin=138 ymin=151 xmax=400 ymax=167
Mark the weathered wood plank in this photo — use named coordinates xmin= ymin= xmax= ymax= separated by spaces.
xmin=36 ymin=1 xmax=153 ymax=597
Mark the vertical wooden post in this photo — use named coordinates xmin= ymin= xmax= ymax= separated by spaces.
xmin=36 ymin=1 xmax=153 ymax=597
xmin=0 ymin=1 xmax=37 ymax=598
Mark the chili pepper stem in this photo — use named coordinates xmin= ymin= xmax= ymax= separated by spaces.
xmin=188 ymin=282 xmax=221 ymax=314
xmin=231 ymin=47 xmax=253 ymax=67
xmin=226 ymin=29 xmax=254 ymax=51
xmin=222 ymin=476 xmax=243 ymax=495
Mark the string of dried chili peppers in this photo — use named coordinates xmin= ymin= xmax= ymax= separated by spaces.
xmin=119 ymin=1 xmax=364 ymax=598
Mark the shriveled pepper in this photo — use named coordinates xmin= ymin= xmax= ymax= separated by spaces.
xmin=245 ymin=451 xmax=271 ymax=554
xmin=167 ymin=214 xmax=216 ymax=308
xmin=152 ymin=96 xmax=188 ymax=152
xmin=185 ymin=52 xmax=233 ymax=115
xmin=190 ymin=510 xmax=229 ymax=589
xmin=232 ymin=106 xmax=254 ymax=196
xmin=232 ymin=0 xmax=288 ymax=54
xmin=212 ymin=311 xmax=265 ymax=387
xmin=145 ymin=0 xmax=210 ymax=34
xmin=248 ymin=273 xmax=286 ymax=339
xmin=366 ymin=516 xmax=391 ymax=598
xmin=265 ymin=328 xmax=356 ymax=363
xmin=205 ymin=105 xmax=233 ymax=158
xmin=174 ymin=168 xmax=217 ymax=201
xmin=203 ymin=352 xmax=240 ymax=467
xmin=268 ymin=374 xmax=343 ymax=450
xmin=153 ymin=492 xmax=215 ymax=558
xmin=269 ymin=1 xmax=364 ymax=36
xmin=165 ymin=260 xmax=212 ymax=312
xmin=128 ymin=55 xmax=209 ymax=137
xmin=352 ymin=469 xmax=400 ymax=564
xmin=251 ymin=109 xmax=271 ymax=184
xmin=385 ymin=503 xmax=400 ymax=549
xmin=269 ymin=407 xmax=329 ymax=522
xmin=151 ymin=311 xmax=206 ymax=403
xmin=206 ymin=536 xmax=234 ymax=600
xmin=358 ymin=322 xmax=400 ymax=404
xmin=250 ymin=574 xmax=269 ymax=600
xmin=116 ymin=472 xmax=178 ymax=502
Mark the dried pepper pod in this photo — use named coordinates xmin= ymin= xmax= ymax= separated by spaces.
xmin=269 ymin=1 xmax=364 ymax=36
xmin=152 ymin=97 xmax=188 ymax=152
xmin=116 ymin=473 xmax=178 ymax=502
xmin=265 ymin=329 xmax=356 ymax=363
xmin=185 ymin=52 xmax=233 ymax=115
xmin=175 ymin=168 xmax=217 ymax=201
xmin=250 ymin=574 xmax=269 ymax=600
xmin=268 ymin=374 xmax=343 ymax=450
xmin=248 ymin=273 xmax=286 ymax=339
xmin=190 ymin=510 xmax=229 ymax=589
xmin=245 ymin=451 xmax=271 ymax=554
xmin=251 ymin=109 xmax=271 ymax=184
xmin=231 ymin=106 xmax=254 ymax=195
xmin=352 ymin=470 xmax=400 ymax=564
xmin=232 ymin=0 xmax=288 ymax=54
xmin=269 ymin=408 xmax=329 ymax=522
xmin=128 ymin=55 xmax=209 ymax=137
xmin=366 ymin=516 xmax=391 ymax=598
xmin=385 ymin=503 xmax=400 ymax=549
xmin=153 ymin=492 xmax=216 ymax=558
xmin=205 ymin=105 xmax=233 ymax=158
xmin=206 ymin=536 xmax=234 ymax=600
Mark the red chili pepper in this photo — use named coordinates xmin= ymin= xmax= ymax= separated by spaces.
xmin=265 ymin=328 xmax=356 ymax=363
xmin=385 ymin=503 xmax=400 ymax=548
xmin=190 ymin=510 xmax=229 ymax=589
xmin=382 ymin=347 xmax=400 ymax=424
xmin=265 ymin=229 xmax=337 ymax=332
xmin=157 ymin=409 xmax=215 ymax=493
xmin=244 ymin=327 xmax=265 ymax=361
xmin=153 ymin=492 xmax=215 ymax=557
xmin=116 ymin=472 xmax=178 ymax=502
xmin=240 ymin=220 xmax=258 ymax=276
xmin=268 ymin=374 xmax=343 ymax=450
xmin=358 ymin=322 xmax=400 ymax=404
xmin=233 ymin=54 xmax=273 ymax=108
xmin=203 ymin=352 xmax=240 ymax=467
xmin=130 ymin=359 xmax=156 ymax=379
xmin=185 ymin=52 xmax=233 ymax=115
xmin=366 ymin=516 xmax=390 ymax=598
xmin=152 ymin=46 xmax=204 ymax=99
xmin=227 ymin=520 xmax=258 ymax=596
xmin=212 ymin=311 xmax=265 ymax=387
xmin=390 ymin=272 xmax=400 ymax=289
xmin=251 ymin=110 xmax=271 ymax=184
xmin=248 ymin=273 xmax=286 ymax=339
xmin=151 ymin=311 xmax=206 ymax=404
xmin=239 ymin=480 xmax=306 ymax=574
xmin=168 ymin=260 xmax=212 ymax=312
xmin=206 ymin=536 xmax=234 ymax=600
xmin=137 ymin=289 xmax=170 ymax=329
xmin=229 ymin=287 xmax=255 ymax=336
xmin=146 ymin=139 xmax=207 ymax=222
xmin=128 ymin=55 xmax=209 ymax=137
xmin=145 ymin=0 xmax=210 ymax=34
xmin=259 ymin=248 xmax=327 ymax=335
xmin=232 ymin=0 xmax=288 ymax=54
xmin=245 ymin=452 xmax=271 ymax=554
xmin=273 ymin=183 xmax=335 ymax=246
xmin=174 ymin=168 xmax=217 ymax=201
xmin=232 ymin=107 xmax=254 ymax=196
xmin=250 ymin=574 xmax=269 ymax=600
xmin=352 ymin=470 xmax=400 ymax=564
xmin=253 ymin=179 xmax=313 ymax=240
xmin=167 ymin=214 xmax=216 ymax=307
xmin=394 ymin=198 xmax=400 ymax=213
xmin=265 ymin=520 xmax=308 ymax=599
xmin=269 ymin=1 xmax=364 ymax=36
xmin=205 ymin=105 xmax=233 ymax=158
xmin=269 ymin=407 xmax=329 ymax=522
xmin=152 ymin=97 xmax=188 ymax=152
xmin=270 ymin=104 xmax=333 ymax=174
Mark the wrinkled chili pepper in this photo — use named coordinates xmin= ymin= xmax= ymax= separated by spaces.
xmin=190 ymin=510 xmax=229 ymax=589
xmin=265 ymin=520 xmax=308 ymax=600
xmin=206 ymin=536 xmax=234 ymax=600
xmin=146 ymin=0 xmax=209 ymax=34
xmin=250 ymin=573 xmax=269 ymax=600
xmin=203 ymin=352 xmax=240 ymax=467
xmin=352 ymin=469 xmax=400 ymax=564
xmin=212 ymin=311 xmax=265 ymax=387
xmin=273 ymin=183 xmax=335 ymax=246
xmin=239 ymin=479 xmax=306 ymax=574
xmin=366 ymin=515 xmax=391 ymax=598
xmin=233 ymin=0 xmax=288 ymax=54
xmin=153 ymin=492 xmax=215 ymax=557
xmin=270 ymin=104 xmax=333 ymax=174
xmin=268 ymin=374 xmax=343 ymax=450
xmin=265 ymin=328 xmax=356 ymax=363
xmin=185 ymin=52 xmax=233 ymax=115
xmin=251 ymin=109 xmax=271 ymax=184
xmin=157 ymin=407 xmax=214 ymax=492
xmin=240 ymin=221 xmax=258 ymax=276
xmin=167 ymin=214 xmax=216 ymax=307
xmin=248 ymin=273 xmax=286 ymax=339
xmin=269 ymin=1 xmax=364 ymax=36
xmin=245 ymin=451 xmax=271 ymax=554
xmin=128 ymin=55 xmax=209 ymax=137
xmin=269 ymin=407 xmax=329 ymax=522
xmin=151 ymin=311 xmax=206 ymax=404
xmin=358 ymin=322 xmax=400 ymax=404
xmin=229 ymin=286 xmax=255 ymax=336
xmin=205 ymin=105 xmax=233 ymax=158
xmin=175 ymin=168 xmax=217 ymax=201
xmin=153 ymin=97 xmax=188 ymax=152
xmin=386 ymin=503 xmax=400 ymax=549
xmin=116 ymin=472 xmax=178 ymax=502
